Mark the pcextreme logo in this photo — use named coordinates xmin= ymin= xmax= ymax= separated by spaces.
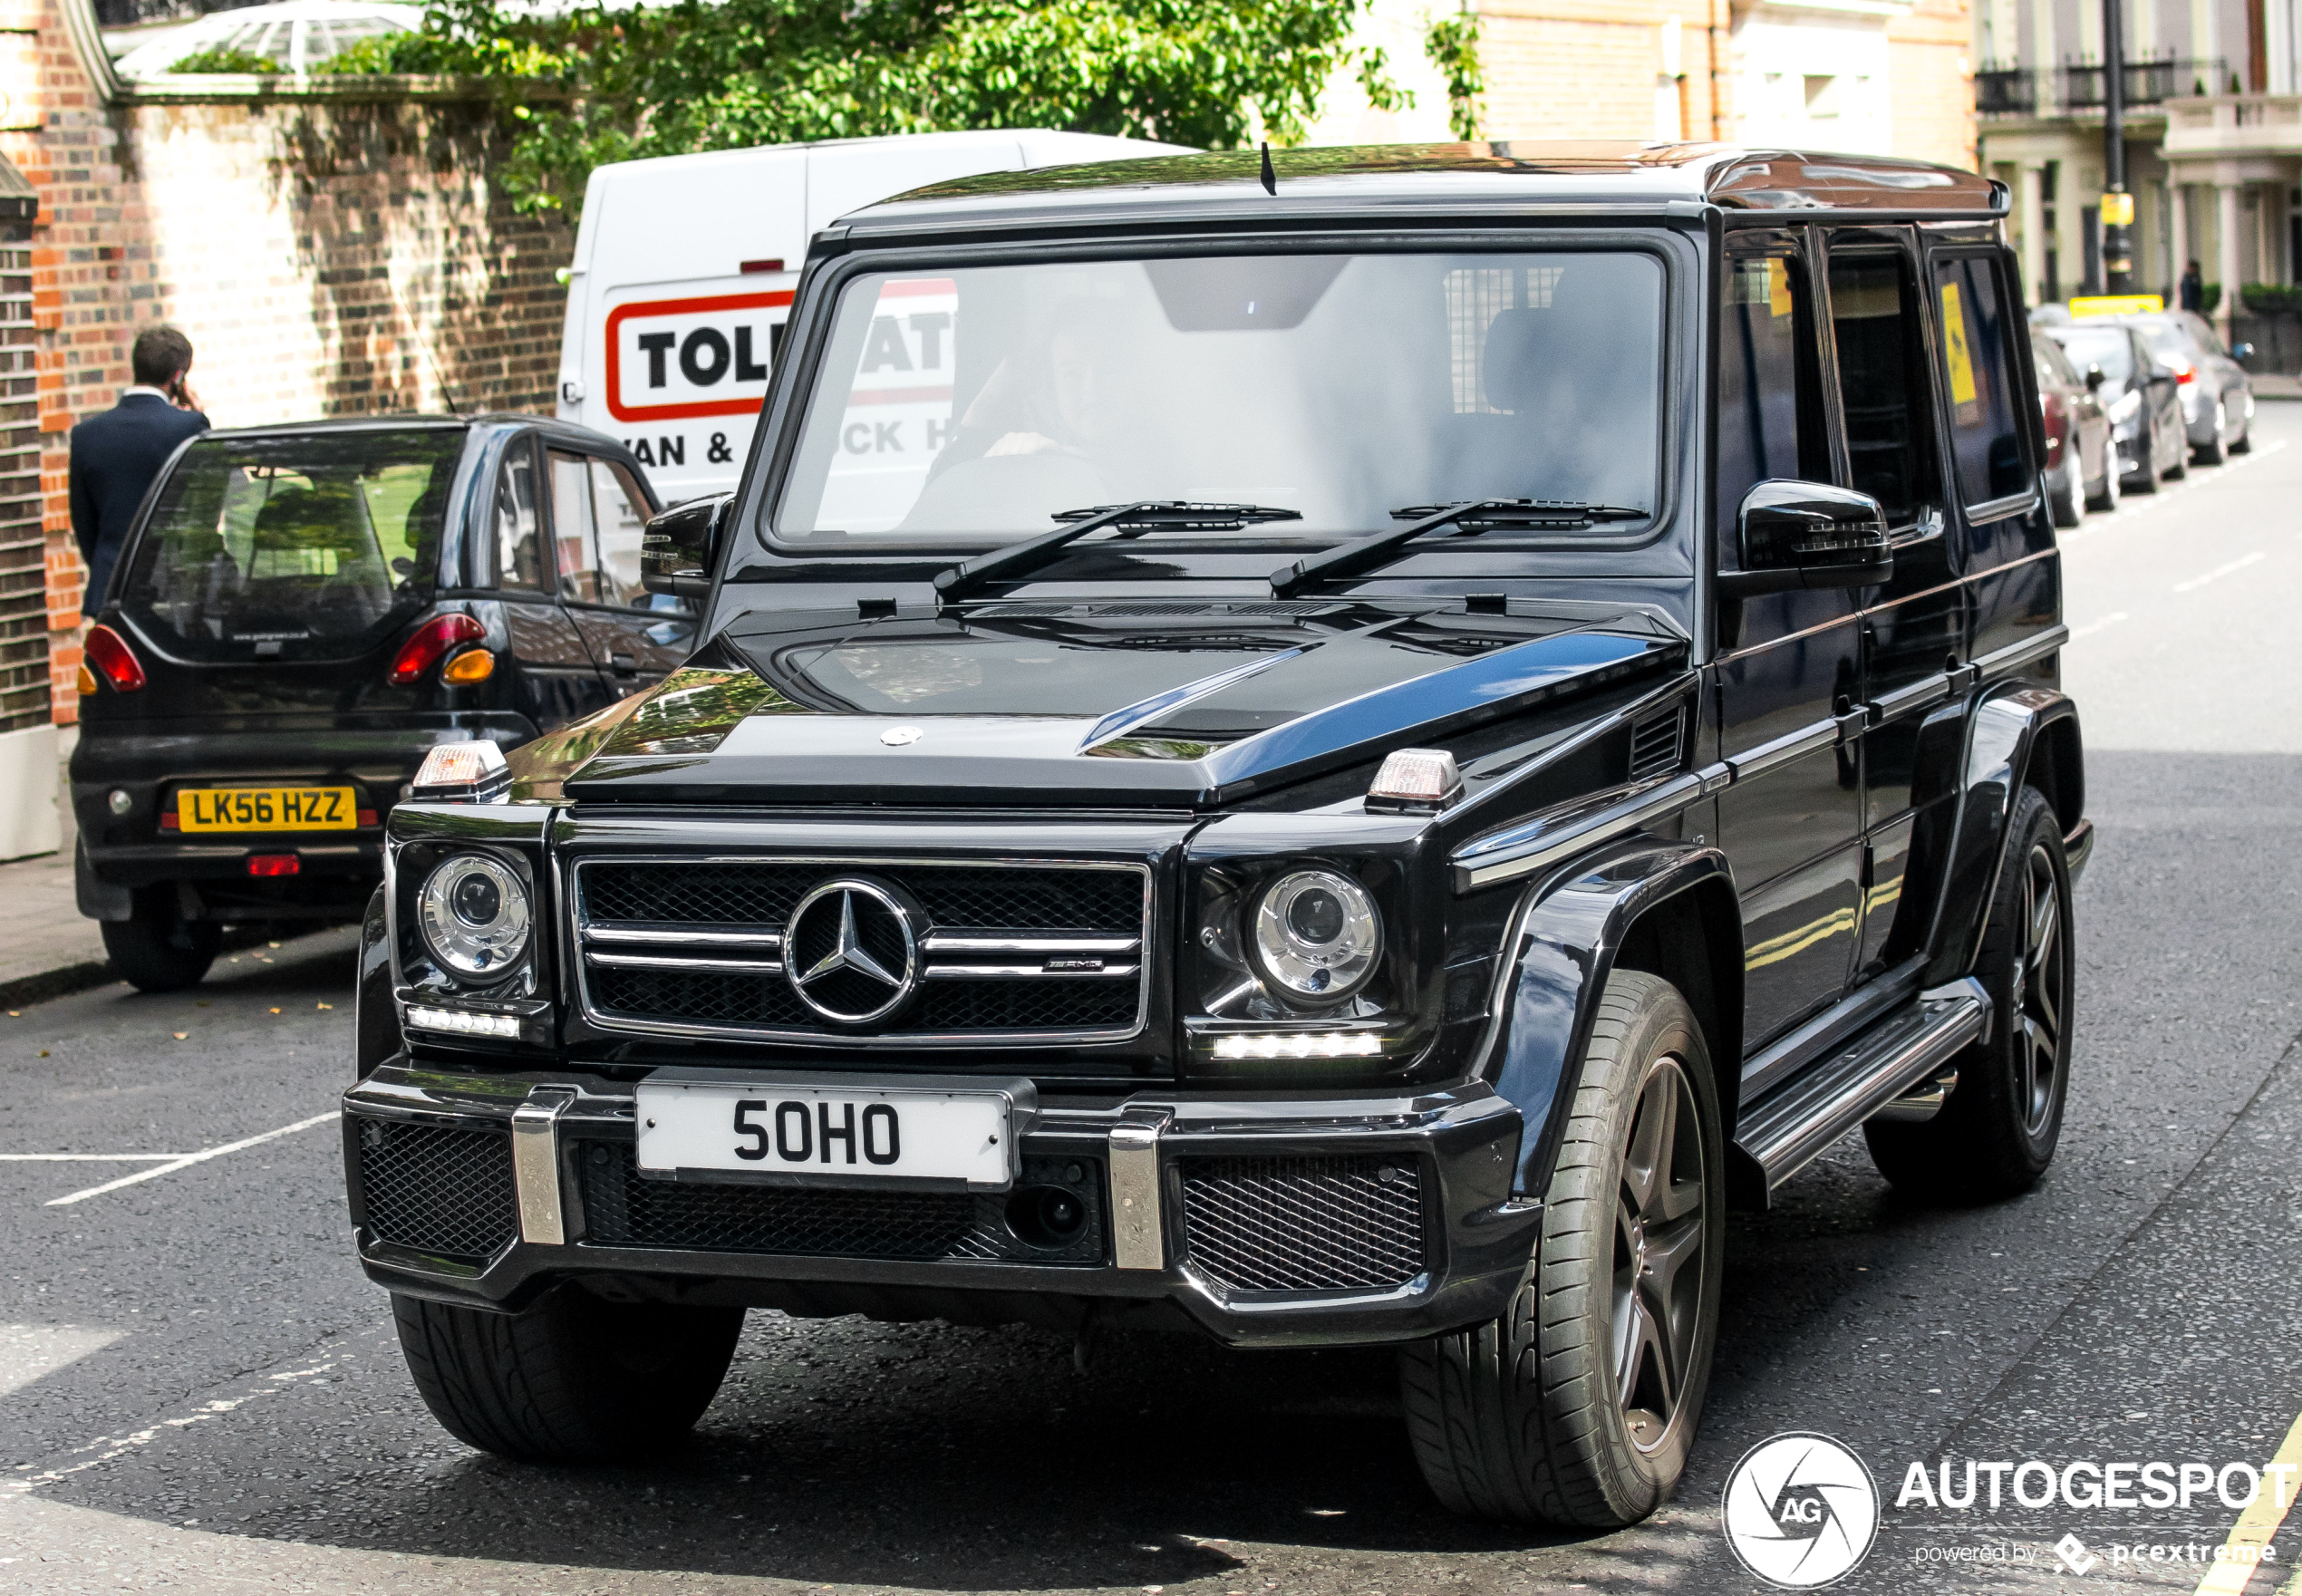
xmin=1722 ymin=1432 xmax=1882 ymax=1589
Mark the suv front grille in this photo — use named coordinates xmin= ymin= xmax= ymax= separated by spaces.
xmin=354 ymin=1119 xmax=517 ymax=1262
xmin=1177 ymin=1155 xmax=1428 ymax=1293
xmin=577 ymin=1144 xmax=1106 ymax=1266
xmin=572 ymin=857 xmax=1150 ymax=1045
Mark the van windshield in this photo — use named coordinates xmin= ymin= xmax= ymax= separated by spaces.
xmin=774 ymin=250 xmax=1666 ymax=542
xmin=121 ymin=430 xmax=463 ymax=663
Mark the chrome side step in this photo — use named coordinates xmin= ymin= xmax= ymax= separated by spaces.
xmin=1734 ymin=978 xmax=1989 ymax=1196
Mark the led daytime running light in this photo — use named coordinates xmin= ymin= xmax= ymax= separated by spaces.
xmin=1212 ymin=1031 xmax=1383 ymax=1060
xmin=405 ymin=1005 xmax=521 ymax=1040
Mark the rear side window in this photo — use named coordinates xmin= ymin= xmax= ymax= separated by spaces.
xmin=1826 ymin=252 xmax=1938 ymax=529
xmin=546 ymin=450 xmax=660 ymax=608
xmin=2032 ymin=334 xmax=2078 ymax=387
xmin=1930 ymin=257 xmax=2026 ymax=505
xmin=121 ymin=429 xmax=463 ymax=663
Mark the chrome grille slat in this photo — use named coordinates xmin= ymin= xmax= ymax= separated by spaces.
xmin=570 ymin=856 xmax=1151 ymax=1046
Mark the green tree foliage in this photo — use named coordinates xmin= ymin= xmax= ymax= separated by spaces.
xmin=326 ymin=0 xmax=1417 ymax=218
xmin=1421 ymin=6 xmax=1482 ymax=140
xmin=169 ymin=43 xmax=284 ymax=73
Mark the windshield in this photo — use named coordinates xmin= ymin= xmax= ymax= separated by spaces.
xmin=2054 ymin=328 xmax=2133 ymax=384
xmin=122 ymin=429 xmax=463 ymax=663
xmin=774 ymin=250 xmax=1666 ymax=541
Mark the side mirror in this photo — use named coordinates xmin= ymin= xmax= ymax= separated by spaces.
xmin=640 ymin=492 xmax=733 ymax=598
xmin=1718 ymin=480 xmax=1894 ymax=599
xmin=2084 ymin=365 xmax=2106 ymax=392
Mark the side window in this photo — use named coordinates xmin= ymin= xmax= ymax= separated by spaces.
xmin=1930 ymin=256 xmax=2026 ymax=505
xmin=546 ymin=450 xmax=600 ymax=603
xmin=587 ymin=459 xmax=665 ymax=610
xmin=1826 ymin=252 xmax=1938 ymax=530
xmin=1717 ymin=253 xmax=1825 ymax=525
xmin=491 ymin=440 xmax=549 ymax=591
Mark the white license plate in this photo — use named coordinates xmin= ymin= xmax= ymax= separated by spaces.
xmin=634 ymin=1076 xmax=1017 ymax=1189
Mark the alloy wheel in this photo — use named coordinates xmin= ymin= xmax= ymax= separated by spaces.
xmin=1613 ymin=1053 xmax=1707 ymax=1454
xmin=2013 ymin=841 xmax=2066 ymax=1136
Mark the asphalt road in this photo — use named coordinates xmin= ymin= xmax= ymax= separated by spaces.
xmin=4 ymin=411 xmax=2302 ymax=1593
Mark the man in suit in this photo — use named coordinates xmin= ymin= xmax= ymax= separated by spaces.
xmin=69 ymin=325 xmax=209 ymax=611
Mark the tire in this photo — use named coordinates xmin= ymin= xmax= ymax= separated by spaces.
xmin=2195 ymin=401 xmax=2228 ymax=466
xmin=2046 ymin=453 xmax=2082 ymax=527
xmin=100 ymin=885 xmax=220 ymax=992
xmin=1865 ymin=786 xmax=2073 ymax=1203
xmin=1398 ymin=970 xmax=1725 ymax=1527
xmin=2230 ymin=406 xmax=2252 ymax=454
xmin=2126 ymin=427 xmax=2161 ymax=493
xmin=2164 ymin=421 xmax=2188 ymax=478
xmin=2084 ymin=450 xmax=2121 ymax=512
xmin=393 ymin=1289 xmax=743 ymax=1465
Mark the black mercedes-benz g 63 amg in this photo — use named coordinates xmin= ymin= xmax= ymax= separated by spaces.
xmin=343 ymin=142 xmax=2087 ymax=1529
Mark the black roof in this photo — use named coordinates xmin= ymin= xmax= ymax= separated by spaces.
xmin=845 ymin=140 xmax=2004 ymax=237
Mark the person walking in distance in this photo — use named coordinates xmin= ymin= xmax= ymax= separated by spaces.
xmin=69 ymin=326 xmax=208 ymax=613
xmin=2180 ymin=259 xmax=2205 ymax=314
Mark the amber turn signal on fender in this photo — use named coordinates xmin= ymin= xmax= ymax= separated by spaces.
xmin=75 ymin=663 xmax=96 ymax=695
xmin=440 ymin=647 xmax=496 ymax=684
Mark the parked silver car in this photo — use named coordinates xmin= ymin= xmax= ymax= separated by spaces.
xmin=2128 ymin=311 xmax=2255 ymax=463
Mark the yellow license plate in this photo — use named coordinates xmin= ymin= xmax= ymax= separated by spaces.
xmin=176 ymin=786 xmax=356 ymax=833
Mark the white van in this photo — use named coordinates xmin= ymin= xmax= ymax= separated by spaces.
xmin=553 ymin=130 xmax=1193 ymax=505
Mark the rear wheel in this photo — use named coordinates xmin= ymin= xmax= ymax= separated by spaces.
xmin=2084 ymin=449 xmax=2121 ymax=512
xmin=101 ymin=885 xmax=220 ymax=992
xmin=2195 ymin=400 xmax=2229 ymax=465
xmin=1398 ymin=971 xmax=1724 ymax=1527
xmin=393 ymin=1289 xmax=743 ymax=1465
xmin=2046 ymin=452 xmax=2083 ymax=527
xmin=1865 ymin=787 xmax=2072 ymax=1203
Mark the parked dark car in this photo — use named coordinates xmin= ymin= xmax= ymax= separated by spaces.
xmin=72 ymin=415 xmax=686 ymax=991
xmin=344 ymin=145 xmax=2088 ymax=1530
xmin=2031 ymin=327 xmax=2115 ymax=521
xmin=2045 ymin=318 xmax=2186 ymax=491
xmin=2130 ymin=310 xmax=2254 ymax=463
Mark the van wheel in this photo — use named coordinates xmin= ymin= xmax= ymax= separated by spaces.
xmin=1866 ymin=787 xmax=2072 ymax=1202
xmin=393 ymin=1290 xmax=743 ymax=1465
xmin=101 ymin=886 xmax=221 ymax=992
xmin=1398 ymin=971 xmax=1724 ymax=1527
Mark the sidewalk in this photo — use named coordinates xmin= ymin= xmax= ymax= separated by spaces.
xmin=0 ymin=848 xmax=110 ymax=1005
xmin=2256 ymin=374 xmax=2302 ymax=400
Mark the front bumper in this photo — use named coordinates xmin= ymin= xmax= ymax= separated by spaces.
xmin=342 ymin=1061 xmax=1538 ymax=1349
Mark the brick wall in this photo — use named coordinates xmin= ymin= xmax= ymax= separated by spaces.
xmin=1887 ymin=0 xmax=1978 ymax=170
xmin=1478 ymin=0 xmax=1731 ymax=142
xmin=0 ymin=5 xmax=571 ymax=723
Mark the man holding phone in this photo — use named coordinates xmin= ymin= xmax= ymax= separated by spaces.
xmin=69 ymin=325 xmax=209 ymax=612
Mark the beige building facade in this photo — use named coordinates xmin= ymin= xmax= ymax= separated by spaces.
xmin=1977 ymin=0 xmax=2302 ymax=323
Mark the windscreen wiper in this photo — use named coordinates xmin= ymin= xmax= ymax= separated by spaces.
xmin=1268 ymin=499 xmax=1649 ymax=597
xmin=933 ymin=501 xmax=1301 ymax=606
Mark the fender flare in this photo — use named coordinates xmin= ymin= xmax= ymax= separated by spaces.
xmin=1482 ymin=838 xmax=1742 ymax=1199
xmin=354 ymin=885 xmax=402 ymax=1079
xmin=1920 ymin=683 xmax=2083 ymax=985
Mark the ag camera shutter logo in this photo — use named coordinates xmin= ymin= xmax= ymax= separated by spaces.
xmin=1721 ymin=1432 xmax=1881 ymax=1588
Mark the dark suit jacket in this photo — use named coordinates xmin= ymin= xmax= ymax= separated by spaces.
xmin=69 ymin=392 xmax=209 ymax=609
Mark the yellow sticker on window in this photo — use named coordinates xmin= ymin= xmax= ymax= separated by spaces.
xmin=1769 ymin=258 xmax=1794 ymax=319
xmin=1939 ymin=281 xmax=1979 ymax=408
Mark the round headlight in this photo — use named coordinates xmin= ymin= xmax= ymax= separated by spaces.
xmin=1250 ymin=869 xmax=1381 ymax=1001
xmin=418 ymin=854 xmax=530 ymax=978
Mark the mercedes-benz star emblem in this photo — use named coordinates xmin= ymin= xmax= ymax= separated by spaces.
xmin=783 ymin=877 xmax=924 ymax=1024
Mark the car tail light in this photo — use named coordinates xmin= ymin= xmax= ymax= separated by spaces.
xmin=83 ymin=625 xmax=146 ymax=692
xmin=389 ymin=614 xmax=485 ymax=685
xmin=247 ymin=854 xmax=299 ymax=876
xmin=2176 ymin=366 xmax=2196 ymax=385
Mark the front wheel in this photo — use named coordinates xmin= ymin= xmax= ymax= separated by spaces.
xmin=1399 ymin=971 xmax=1725 ymax=1527
xmin=101 ymin=885 xmax=220 ymax=992
xmin=2195 ymin=400 xmax=2229 ymax=465
xmin=2046 ymin=453 xmax=2083 ymax=527
xmin=2126 ymin=428 xmax=2162 ymax=493
xmin=1866 ymin=786 xmax=2073 ymax=1202
xmin=393 ymin=1289 xmax=743 ymax=1465
xmin=2084 ymin=448 xmax=2121 ymax=512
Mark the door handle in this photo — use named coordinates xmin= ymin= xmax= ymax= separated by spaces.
xmin=609 ymin=652 xmax=637 ymax=675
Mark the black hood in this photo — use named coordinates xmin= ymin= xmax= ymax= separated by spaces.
xmin=533 ymin=598 xmax=1685 ymax=808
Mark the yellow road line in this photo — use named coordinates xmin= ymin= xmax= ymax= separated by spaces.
xmin=2201 ymin=1404 xmax=2302 ymax=1595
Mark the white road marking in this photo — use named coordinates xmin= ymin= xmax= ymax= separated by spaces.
xmin=2171 ymin=551 xmax=2268 ymax=594
xmin=0 ymin=1326 xmax=125 ymax=1400
xmin=2070 ymin=611 xmax=2131 ymax=640
xmin=43 ymin=1111 xmax=337 ymax=1207
xmin=0 ymin=1154 xmax=197 ymax=1163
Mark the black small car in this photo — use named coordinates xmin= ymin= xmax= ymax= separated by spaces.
xmin=345 ymin=145 xmax=2088 ymax=1529
xmin=72 ymin=415 xmax=685 ymax=991
xmin=2044 ymin=319 xmax=2187 ymax=492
